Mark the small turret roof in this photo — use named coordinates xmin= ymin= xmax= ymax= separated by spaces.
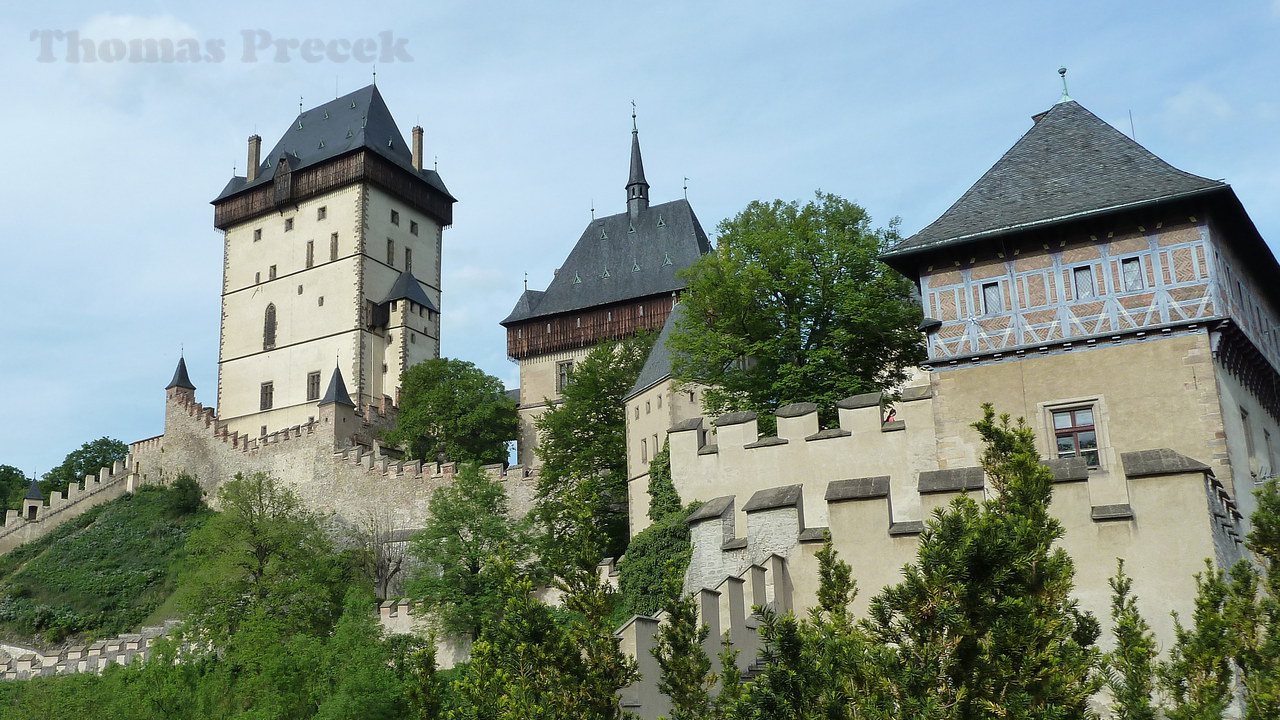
xmin=883 ymin=99 xmax=1225 ymax=267
xmin=165 ymin=357 xmax=195 ymax=391
xmin=627 ymin=128 xmax=649 ymax=196
xmin=381 ymin=270 xmax=439 ymax=312
xmin=25 ymin=478 xmax=43 ymax=501
xmin=213 ymin=85 xmax=454 ymax=203
xmin=318 ymin=366 xmax=356 ymax=408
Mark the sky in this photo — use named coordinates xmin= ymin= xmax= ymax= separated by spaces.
xmin=1 ymin=1 xmax=1278 ymax=476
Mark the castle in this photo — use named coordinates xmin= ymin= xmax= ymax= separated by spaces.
xmin=2 ymin=84 xmax=1277 ymax=716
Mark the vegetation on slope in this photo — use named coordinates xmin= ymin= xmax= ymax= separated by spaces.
xmin=0 ymin=477 xmax=208 ymax=644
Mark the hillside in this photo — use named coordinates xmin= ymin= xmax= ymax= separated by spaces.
xmin=0 ymin=481 xmax=208 ymax=645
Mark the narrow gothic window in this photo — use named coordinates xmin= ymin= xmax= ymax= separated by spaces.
xmin=306 ymin=240 xmax=314 ymax=268
xmin=268 ymin=265 xmax=277 ymax=280
xmin=307 ymin=371 xmax=321 ymax=401
xmin=405 ymin=248 xmax=413 ymax=273
xmin=641 ymin=438 xmax=648 ymax=463
xmin=263 ymin=304 xmax=277 ymax=349
xmin=260 ymin=381 xmax=274 ymax=411
xmin=330 ymin=232 xmax=339 ymax=261
xmin=387 ymin=238 xmax=395 ymax=266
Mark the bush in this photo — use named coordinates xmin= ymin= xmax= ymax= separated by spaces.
xmin=167 ymin=474 xmax=204 ymax=516
xmin=616 ymin=502 xmax=700 ymax=618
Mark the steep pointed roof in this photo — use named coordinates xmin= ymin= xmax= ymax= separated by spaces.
xmin=25 ymin=478 xmax=43 ymax=502
xmin=883 ymin=100 xmax=1226 ymax=266
xmin=381 ymin=270 xmax=439 ymax=312
xmin=165 ymin=356 xmax=195 ymax=391
xmin=214 ymin=85 xmax=453 ymax=203
xmin=318 ymin=366 xmax=356 ymax=408
xmin=626 ymin=127 xmax=650 ymax=209
xmin=500 ymin=199 xmax=711 ymax=325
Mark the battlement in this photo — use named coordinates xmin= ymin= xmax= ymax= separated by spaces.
xmin=0 ymin=620 xmax=179 ymax=681
xmin=0 ymin=456 xmax=145 ymax=555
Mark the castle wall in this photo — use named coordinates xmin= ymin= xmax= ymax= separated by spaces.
xmin=625 ymin=379 xmax=705 ymax=535
xmin=0 ymin=460 xmax=143 ymax=555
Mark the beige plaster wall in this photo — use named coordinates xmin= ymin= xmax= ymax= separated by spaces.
xmin=514 ymin=346 xmax=591 ymax=467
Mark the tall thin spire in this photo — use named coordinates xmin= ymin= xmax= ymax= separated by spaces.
xmin=626 ymin=101 xmax=650 ymax=215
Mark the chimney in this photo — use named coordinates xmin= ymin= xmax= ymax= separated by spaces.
xmin=411 ymin=126 xmax=424 ymax=171
xmin=246 ymin=134 xmax=262 ymax=182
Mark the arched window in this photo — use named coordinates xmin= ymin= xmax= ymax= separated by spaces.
xmin=264 ymin=303 xmax=277 ymax=349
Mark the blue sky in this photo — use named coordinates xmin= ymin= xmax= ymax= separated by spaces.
xmin=1 ymin=1 xmax=1277 ymax=476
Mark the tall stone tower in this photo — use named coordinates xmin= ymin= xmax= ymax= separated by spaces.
xmin=211 ymin=85 xmax=455 ymax=437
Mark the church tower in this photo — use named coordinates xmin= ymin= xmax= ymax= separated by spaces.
xmin=211 ymin=85 xmax=455 ymax=437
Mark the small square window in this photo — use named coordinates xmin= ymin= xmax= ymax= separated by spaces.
xmin=1121 ymin=257 xmax=1144 ymax=292
xmin=1073 ymin=266 xmax=1095 ymax=299
xmin=318 ymin=296 xmax=324 ymax=307
xmin=307 ymin=371 xmax=321 ymax=401
xmin=284 ymin=218 xmax=294 ymax=232
xmin=982 ymin=282 xmax=1002 ymax=314
xmin=410 ymin=220 xmax=419 ymax=236
xmin=1053 ymin=407 xmax=1099 ymax=467
xmin=390 ymin=209 xmax=400 ymax=226
xmin=253 ymin=228 xmax=262 ymax=242
xmin=317 ymin=206 xmax=327 ymax=221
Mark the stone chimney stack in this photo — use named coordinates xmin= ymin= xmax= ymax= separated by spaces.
xmin=246 ymin=134 xmax=262 ymax=182
xmin=411 ymin=126 xmax=424 ymax=171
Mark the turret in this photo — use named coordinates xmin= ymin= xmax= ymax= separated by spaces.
xmin=166 ymin=356 xmax=196 ymax=404
xmin=23 ymin=478 xmax=43 ymax=522
xmin=625 ymin=112 xmax=650 ymax=216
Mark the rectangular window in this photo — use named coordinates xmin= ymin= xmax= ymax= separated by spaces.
xmin=253 ymin=228 xmax=262 ymax=242
xmin=405 ymin=248 xmax=413 ymax=273
xmin=556 ymin=360 xmax=574 ymax=393
xmin=305 ymin=240 xmax=315 ymax=269
xmin=1121 ymin=257 xmax=1144 ymax=292
xmin=387 ymin=239 xmax=395 ymax=266
xmin=1242 ymin=409 xmax=1256 ymax=462
xmin=390 ymin=209 xmax=400 ymax=226
xmin=268 ymin=265 xmax=277 ymax=280
xmin=306 ymin=371 xmax=321 ymax=401
xmin=260 ymin=382 xmax=274 ymax=411
xmin=255 ymin=271 xmax=261 ymax=284
xmin=284 ymin=218 xmax=294 ymax=232
xmin=1266 ymin=429 xmax=1276 ymax=475
xmin=982 ymin=282 xmax=1002 ymax=314
xmin=410 ymin=220 xmax=419 ymax=236
xmin=1073 ymin=266 xmax=1095 ymax=299
xmin=641 ymin=438 xmax=648 ymax=464
xmin=1053 ymin=407 xmax=1099 ymax=467
xmin=330 ymin=232 xmax=339 ymax=261
xmin=317 ymin=206 xmax=327 ymax=221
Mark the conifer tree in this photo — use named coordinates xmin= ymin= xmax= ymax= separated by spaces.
xmin=1227 ymin=479 xmax=1280 ymax=720
xmin=1106 ymin=559 xmax=1158 ymax=720
xmin=1158 ymin=561 xmax=1234 ymax=720
xmin=652 ymin=573 xmax=715 ymax=720
xmin=864 ymin=405 xmax=1101 ymax=719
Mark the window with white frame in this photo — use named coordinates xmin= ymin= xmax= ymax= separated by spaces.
xmin=1073 ymin=266 xmax=1095 ymax=299
xmin=1120 ymin=257 xmax=1144 ymax=292
xmin=982 ymin=282 xmax=1002 ymax=314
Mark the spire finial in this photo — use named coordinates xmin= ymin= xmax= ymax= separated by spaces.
xmin=372 ymin=66 xmax=377 ymax=85
xmin=591 ymin=198 xmax=595 ymax=220
xmin=683 ymin=176 xmax=689 ymax=200
xmin=434 ymin=155 xmax=438 ymax=172
xmin=1057 ymin=66 xmax=1071 ymax=103
xmin=631 ymin=100 xmax=637 ymax=132
xmin=299 ymin=96 xmax=303 ymax=114
xmin=523 ymin=272 xmax=528 ymax=291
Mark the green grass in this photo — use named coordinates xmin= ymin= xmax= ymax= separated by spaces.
xmin=0 ymin=485 xmax=210 ymax=645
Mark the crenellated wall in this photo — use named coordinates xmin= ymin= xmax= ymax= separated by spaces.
xmin=0 ymin=459 xmax=146 ymax=555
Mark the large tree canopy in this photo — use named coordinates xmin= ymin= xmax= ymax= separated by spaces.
xmin=43 ymin=437 xmax=128 ymax=493
xmin=669 ymin=192 xmax=923 ymax=422
xmin=385 ymin=358 xmax=519 ymax=466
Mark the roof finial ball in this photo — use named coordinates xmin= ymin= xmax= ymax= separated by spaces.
xmin=1058 ymin=66 xmax=1071 ymax=103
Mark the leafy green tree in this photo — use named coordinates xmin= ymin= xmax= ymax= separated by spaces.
xmin=864 ymin=405 xmax=1101 ymax=719
xmin=534 ymin=332 xmax=654 ymax=567
xmin=179 ymin=472 xmax=348 ymax=643
xmin=0 ymin=464 xmax=28 ymax=511
xmin=406 ymin=640 xmax=446 ymax=720
xmin=669 ymin=192 xmax=922 ymax=426
xmin=1159 ymin=561 xmax=1234 ymax=720
xmin=386 ymin=358 xmax=519 ymax=466
xmin=314 ymin=586 xmax=410 ymax=720
xmin=408 ymin=463 xmax=531 ymax=639
xmin=652 ymin=574 xmax=715 ymax=720
xmin=616 ymin=501 xmax=697 ymax=619
xmin=1106 ymin=559 xmax=1158 ymax=720
xmin=43 ymin=437 xmax=128 ymax=493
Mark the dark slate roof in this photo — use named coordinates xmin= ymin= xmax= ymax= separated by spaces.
xmin=501 ymin=199 xmax=711 ymax=325
xmin=381 ymin=270 xmax=439 ymax=312
xmin=318 ymin=366 xmax=356 ymax=408
xmin=25 ymin=478 xmax=43 ymax=501
xmin=626 ymin=302 xmax=686 ymax=399
xmin=627 ymin=129 xmax=649 ymax=193
xmin=884 ymin=100 xmax=1225 ymax=264
xmin=165 ymin=357 xmax=195 ymax=391
xmin=213 ymin=85 xmax=453 ymax=203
